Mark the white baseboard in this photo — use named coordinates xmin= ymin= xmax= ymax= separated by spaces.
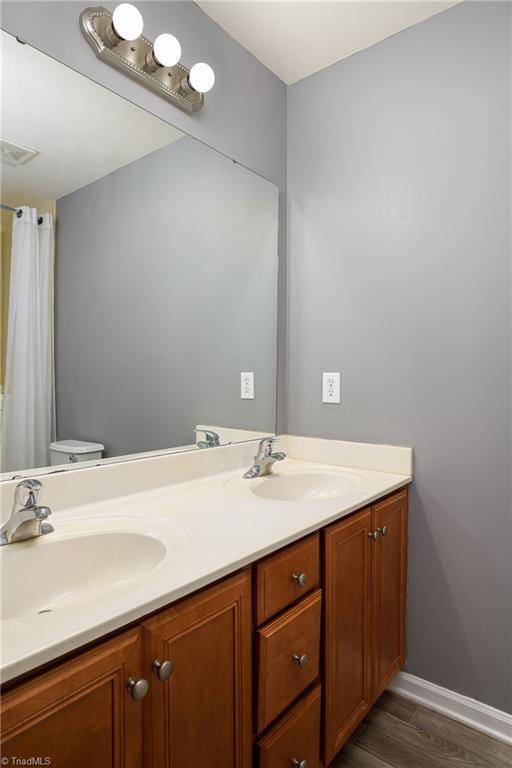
xmin=388 ymin=671 xmax=512 ymax=746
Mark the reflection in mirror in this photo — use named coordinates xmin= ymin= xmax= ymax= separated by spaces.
xmin=0 ymin=31 xmax=278 ymax=478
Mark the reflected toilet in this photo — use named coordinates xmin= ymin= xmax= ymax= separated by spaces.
xmin=49 ymin=440 xmax=104 ymax=465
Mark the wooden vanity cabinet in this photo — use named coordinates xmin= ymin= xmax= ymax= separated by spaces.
xmin=0 ymin=488 xmax=408 ymax=768
xmin=142 ymin=569 xmax=252 ymax=768
xmin=0 ymin=627 xmax=144 ymax=768
xmin=323 ymin=488 xmax=408 ymax=765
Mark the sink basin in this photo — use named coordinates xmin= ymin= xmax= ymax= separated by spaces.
xmin=251 ymin=472 xmax=360 ymax=501
xmin=1 ymin=531 xmax=166 ymax=619
xmin=225 ymin=470 xmax=363 ymax=502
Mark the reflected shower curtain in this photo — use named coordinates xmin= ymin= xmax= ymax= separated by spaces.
xmin=2 ymin=207 xmax=55 ymax=472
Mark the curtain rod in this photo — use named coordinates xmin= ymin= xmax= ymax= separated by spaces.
xmin=1 ymin=203 xmax=21 ymax=215
xmin=1 ymin=203 xmax=43 ymax=224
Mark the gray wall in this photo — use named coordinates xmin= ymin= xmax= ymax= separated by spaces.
xmin=56 ymin=136 xmax=278 ymax=456
xmin=0 ymin=0 xmax=288 ymax=430
xmin=287 ymin=1 xmax=511 ymax=712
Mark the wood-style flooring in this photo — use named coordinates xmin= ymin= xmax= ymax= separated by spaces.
xmin=332 ymin=691 xmax=512 ymax=768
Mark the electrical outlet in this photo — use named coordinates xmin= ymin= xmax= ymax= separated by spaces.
xmin=241 ymin=372 xmax=255 ymax=399
xmin=322 ymin=372 xmax=341 ymax=404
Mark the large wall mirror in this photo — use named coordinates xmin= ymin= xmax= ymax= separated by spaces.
xmin=0 ymin=31 xmax=278 ymax=478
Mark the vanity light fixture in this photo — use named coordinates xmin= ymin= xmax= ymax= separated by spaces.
xmin=80 ymin=4 xmax=215 ymax=112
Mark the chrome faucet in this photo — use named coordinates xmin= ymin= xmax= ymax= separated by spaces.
xmin=196 ymin=430 xmax=220 ymax=449
xmin=243 ymin=438 xmax=286 ymax=479
xmin=0 ymin=479 xmax=53 ymax=546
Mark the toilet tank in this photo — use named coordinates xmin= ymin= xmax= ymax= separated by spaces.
xmin=49 ymin=439 xmax=104 ymax=465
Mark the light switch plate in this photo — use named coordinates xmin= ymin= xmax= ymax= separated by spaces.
xmin=241 ymin=372 xmax=255 ymax=399
xmin=322 ymin=372 xmax=341 ymax=403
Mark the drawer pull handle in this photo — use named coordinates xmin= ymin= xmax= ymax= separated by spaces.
xmin=368 ymin=530 xmax=380 ymax=542
xmin=292 ymin=759 xmax=308 ymax=768
xmin=152 ymin=659 xmax=174 ymax=681
xmin=377 ymin=526 xmax=388 ymax=537
xmin=292 ymin=653 xmax=309 ymax=669
xmin=127 ymin=677 xmax=149 ymax=701
xmin=291 ymin=572 xmax=307 ymax=587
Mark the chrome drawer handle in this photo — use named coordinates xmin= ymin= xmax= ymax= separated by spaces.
xmin=291 ymin=572 xmax=307 ymax=587
xmin=292 ymin=759 xmax=308 ymax=768
xmin=152 ymin=658 xmax=174 ymax=681
xmin=127 ymin=677 xmax=149 ymax=700
xmin=377 ymin=526 xmax=388 ymax=537
xmin=292 ymin=653 xmax=309 ymax=669
xmin=368 ymin=530 xmax=380 ymax=541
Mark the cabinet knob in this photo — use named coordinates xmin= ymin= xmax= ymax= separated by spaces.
xmin=368 ymin=530 xmax=380 ymax=542
xmin=377 ymin=526 xmax=388 ymax=537
xmin=127 ymin=677 xmax=149 ymax=701
xmin=292 ymin=653 xmax=309 ymax=669
xmin=291 ymin=572 xmax=307 ymax=587
xmin=152 ymin=659 xmax=174 ymax=681
xmin=292 ymin=759 xmax=308 ymax=768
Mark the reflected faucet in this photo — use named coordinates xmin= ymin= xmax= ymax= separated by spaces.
xmin=243 ymin=438 xmax=286 ymax=479
xmin=0 ymin=479 xmax=54 ymax=546
xmin=197 ymin=430 xmax=220 ymax=449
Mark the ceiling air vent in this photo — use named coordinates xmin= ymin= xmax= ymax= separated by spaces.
xmin=0 ymin=138 xmax=39 ymax=167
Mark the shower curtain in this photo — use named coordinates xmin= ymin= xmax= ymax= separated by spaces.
xmin=2 ymin=207 xmax=55 ymax=472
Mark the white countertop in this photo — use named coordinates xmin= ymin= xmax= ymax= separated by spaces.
xmin=0 ymin=436 xmax=412 ymax=684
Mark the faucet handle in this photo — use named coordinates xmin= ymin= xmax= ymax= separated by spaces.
xmin=14 ymin=478 xmax=43 ymax=508
xmin=196 ymin=429 xmax=220 ymax=449
xmin=257 ymin=437 xmax=277 ymax=457
xmin=35 ymin=506 xmax=51 ymax=520
xmin=202 ymin=430 xmax=220 ymax=445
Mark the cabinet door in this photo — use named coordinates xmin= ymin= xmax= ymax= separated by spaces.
xmin=1 ymin=628 xmax=144 ymax=768
xmin=323 ymin=508 xmax=373 ymax=765
xmin=372 ymin=488 xmax=408 ymax=700
xmin=143 ymin=570 xmax=252 ymax=768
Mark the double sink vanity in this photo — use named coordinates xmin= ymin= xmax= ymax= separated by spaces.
xmin=0 ymin=435 xmax=412 ymax=767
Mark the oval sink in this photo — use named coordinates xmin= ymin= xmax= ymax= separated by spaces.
xmin=224 ymin=470 xmax=363 ymax=502
xmin=250 ymin=472 xmax=360 ymax=501
xmin=1 ymin=531 xmax=166 ymax=619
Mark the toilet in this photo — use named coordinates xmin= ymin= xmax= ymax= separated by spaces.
xmin=49 ymin=439 xmax=104 ymax=465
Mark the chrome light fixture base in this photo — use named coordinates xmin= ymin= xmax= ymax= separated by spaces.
xmin=80 ymin=6 xmax=203 ymax=112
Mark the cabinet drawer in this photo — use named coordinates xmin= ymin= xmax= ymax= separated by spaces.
xmin=256 ymin=533 xmax=320 ymax=625
xmin=258 ymin=685 xmax=321 ymax=768
xmin=257 ymin=590 xmax=321 ymax=732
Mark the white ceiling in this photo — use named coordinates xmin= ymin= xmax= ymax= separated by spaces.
xmin=0 ymin=31 xmax=183 ymax=209
xmin=197 ymin=0 xmax=461 ymax=84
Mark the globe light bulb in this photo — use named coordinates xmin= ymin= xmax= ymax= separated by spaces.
xmin=188 ymin=63 xmax=215 ymax=93
xmin=112 ymin=3 xmax=143 ymax=41
xmin=153 ymin=33 xmax=181 ymax=67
